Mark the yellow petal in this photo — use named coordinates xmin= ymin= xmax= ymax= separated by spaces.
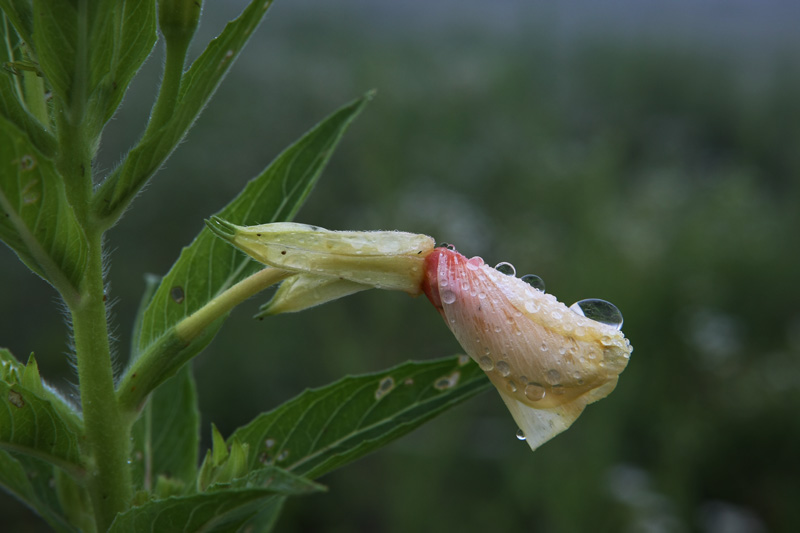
xmin=258 ymin=273 xmax=371 ymax=316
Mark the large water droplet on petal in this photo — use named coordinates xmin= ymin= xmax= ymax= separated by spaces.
xmin=494 ymin=262 xmax=516 ymax=276
xmin=524 ymin=383 xmax=546 ymax=401
xmin=496 ymin=361 xmax=511 ymax=377
xmin=569 ymin=298 xmax=624 ymax=329
xmin=478 ymin=356 xmax=494 ymax=371
xmin=441 ymin=290 xmax=457 ymax=304
xmin=516 ymin=429 xmax=526 ymax=441
xmin=520 ymin=274 xmax=545 ymax=292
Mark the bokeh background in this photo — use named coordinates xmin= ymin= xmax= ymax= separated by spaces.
xmin=2 ymin=0 xmax=800 ymax=531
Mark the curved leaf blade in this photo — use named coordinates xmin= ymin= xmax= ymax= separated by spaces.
xmin=0 ymin=115 xmax=87 ymax=296
xmin=0 ymin=452 xmax=81 ymax=533
xmin=230 ymin=355 xmax=491 ymax=480
xmin=108 ymin=467 xmax=320 ymax=533
xmin=0 ymin=379 xmax=84 ymax=474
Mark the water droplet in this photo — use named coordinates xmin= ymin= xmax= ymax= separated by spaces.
xmin=437 ymin=242 xmax=456 ymax=251
xmin=466 ymin=256 xmax=484 ymax=270
xmin=540 ymin=342 xmax=548 ymax=352
xmin=478 ymin=356 xmax=494 ymax=371
xmin=552 ymin=384 xmax=566 ymax=395
xmin=516 ymin=429 xmax=526 ymax=441
xmin=277 ymin=450 xmax=290 ymax=462
xmin=495 ymin=361 xmax=511 ymax=376
xmin=441 ymin=290 xmax=456 ymax=305
xmin=520 ymin=274 xmax=545 ymax=292
xmin=546 ymin=369 xmax=561 ymax=384
xmin=434 ymin=371 xmax=461 ymax=390
xmin=458 ymin=354 xmax=470 ymax=366
xmin=551 ymin=310 xmax=563 ymax=320
xmin=569 ymin=299 xmax=624 ymax=329
xmin=265 ymin=438 xmax=276 ymax=449
xmin=375 ymin=376 xmax=395 ymax=399
xmin=506 ymin=379 xmax=517 ymax=393
xmin=524 ymin=301 xmax=541 ymax=314
xmin=524 ymin=383 xmax=546 ymax=401
xmin=494 ymin=262 xmax=516 ymax=276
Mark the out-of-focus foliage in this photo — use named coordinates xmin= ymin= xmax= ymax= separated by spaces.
xmin=2 ymin=1 xmax=798 ymax=531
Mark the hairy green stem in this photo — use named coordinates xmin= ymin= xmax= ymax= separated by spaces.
xmin=176 ymin=267 xmax=292 ymax=341
xmin=144 ymin=32 xmax=188 ymax=136
xmin=117 ymin=267 xmax=292 ymax=414
xmin=71 ymin=232 xmax=132 ymax=532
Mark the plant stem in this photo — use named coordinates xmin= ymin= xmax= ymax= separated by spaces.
xmin=71 ymin=231 xmax=132 ymax=531
xmin=176 ymin=267 xmax=292 ymax=341
xmin=144 ymin=34 xmax=188 ymax=136
xmin=117 ymin=267 xmax=291 ymax=415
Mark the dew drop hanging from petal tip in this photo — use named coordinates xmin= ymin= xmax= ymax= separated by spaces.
xmin=569 ymin=298 xmax=624 ymax=329
xmin=516 ymin=429 xmax=526 ymax=441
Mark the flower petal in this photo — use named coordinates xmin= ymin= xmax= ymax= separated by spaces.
xmin=257 ymin=274 xmax=371 ymax=316
xmin=423 ymin=248 xmax=632 ymax=451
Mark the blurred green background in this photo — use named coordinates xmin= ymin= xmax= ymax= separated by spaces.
xmin=2 ymin=0 xmax=799 ymax=531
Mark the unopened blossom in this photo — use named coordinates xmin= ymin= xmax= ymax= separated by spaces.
xmin=422 ymin=246 xmax=632 ymax=451
xmin=208 ymin=218 xmax=632 ymax=451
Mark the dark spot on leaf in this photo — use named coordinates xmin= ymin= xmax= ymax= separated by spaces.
xmin=280 ymin=250 xmax=286 ymax=255
xmin=256 ymin=233 xmax=261 ymax=236
xmin=170 ymin=286 xmax=185 ymax=303
xmin=8 ymin=390 xmax=24 ymax=408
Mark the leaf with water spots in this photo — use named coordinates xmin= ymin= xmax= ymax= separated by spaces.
xmin=228 ymin=354 xmax=491 ymax=480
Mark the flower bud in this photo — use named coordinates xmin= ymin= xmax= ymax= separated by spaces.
xmin=422 ymin=247 xmax=633 ymax=451
xmin=158 ymin=0 xmax=202 ymax=46
xmin=206 ymin=217 xmax=435 ymax=295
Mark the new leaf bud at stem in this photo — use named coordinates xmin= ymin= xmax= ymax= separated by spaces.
xmin=158 ymin=0 xmax=203 ymax=45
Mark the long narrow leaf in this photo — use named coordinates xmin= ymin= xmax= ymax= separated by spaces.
xmin=108 ymin=467 xmax=319 ymax=533
xmin=230 ymin=355 xmax=491 ymax=480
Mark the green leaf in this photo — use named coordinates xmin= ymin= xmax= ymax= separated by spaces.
xmin=0 ymin=1 xmax=34 ymax=47
xmin=131 ymin=365 xmax=200 ymax=492
xmin=0 ymin=366 xmax=84 ymax=475
xmin=31 ymin=0 xmax=78 ymax=113
xmin=0 ymin=350 xmax=89 ymax=530
xmin=229 ymin=355 xmax=491 ymax=480
xmin=0 ymin=451 xmax=82 ymax=533
xmin=31 ymin=1 xmax=156 ymax=137
xmin=93 ymin=0 xmax=276 ymax=224
xmin=0 ymin=114 xmax=88 ymax=297
xmin=0 ymin=14 xmax=56 ymax=156
xmin=108 ymin=468 xmax=320 ymax=533
xmin=118 ymin=93 xmax=371 ymax=410
xmin=85 ymin=0 xmax=158 ymax=129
